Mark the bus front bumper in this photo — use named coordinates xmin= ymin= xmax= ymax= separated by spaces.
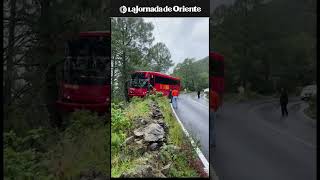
xmin=128 ymin=93 xmax=146 ymax=98
xmin=56 ymin=100 xmax=108 ymax=113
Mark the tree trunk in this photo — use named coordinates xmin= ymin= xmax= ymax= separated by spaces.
xmin=4 ymin=0 xmax=17 ymax=122
xmin=122 ymin=52 xmax=129 ymax=102
xmin=111 ymin=55 xmax=116 ymax=88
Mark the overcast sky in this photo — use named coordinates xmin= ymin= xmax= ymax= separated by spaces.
xmin=143 ymin=18 xmax=209 ymax=73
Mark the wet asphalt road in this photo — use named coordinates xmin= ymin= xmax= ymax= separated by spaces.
xmin=173 ymin=93 xmax=209 ymax=160
xmin=212 ymin=98 xmax=317 ymax=180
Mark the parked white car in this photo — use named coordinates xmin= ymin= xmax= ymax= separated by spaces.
xmin=300 ymin=85 xmax=317 ymax=100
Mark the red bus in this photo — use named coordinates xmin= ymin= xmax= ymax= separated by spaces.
xmin=209 ymin=52 xmax=225 ymax=111
xmin=128 ymin=71 xmax=181 ymax=98
xmin=56 ymin=31 xmax=111 ymax=113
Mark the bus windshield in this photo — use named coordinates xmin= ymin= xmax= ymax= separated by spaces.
xmin=63 ymin=36 xmax=110 ymax=85
xmin=130 ymin=73 xmax=148 ymax=88
xmin=210 ymin=59 xmax=224 ymax=77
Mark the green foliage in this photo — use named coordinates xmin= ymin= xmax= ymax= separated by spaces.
xmin=172 ymin=57 xmax=209 ymax=92
xmin=125 ymin=99 xmax=150 ymax=120
xmin=4 ymin=112 xmax=110 ymax=179
xmin=111 ymin=105 xmax=131 ymax=134
xmin=65 ymin=110 xmax=103 ymax=137
xmin=47 ymin=126 xmax=109 ymax=178
xmin=156 ymin=91 xmax=164 ymax=97
xmin=4 ymin=129 xmax=52 ymax=179
xmin=111 ymin=133 xmax=125 ymax=154
xmin=146 ymin=42 xmax=174 ymax=72
xmin=159 ymin=145 xmax=179 ymax=164
xmin=130 ymin=96 xmax=144 ymax=103
xmin=4 ymin=147 xmax=52 ymax=180
xmin=148 ymin=92 xmax=163 ymax=101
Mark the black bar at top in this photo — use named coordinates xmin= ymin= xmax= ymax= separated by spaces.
xmin=111 ymin=0 xmax=210 ymax=17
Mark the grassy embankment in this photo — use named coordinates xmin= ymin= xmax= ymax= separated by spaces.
xmin=4 ymin=111 xmax=110 ymax=179
xmin=111 ymin=95 xmax=203 ymax=177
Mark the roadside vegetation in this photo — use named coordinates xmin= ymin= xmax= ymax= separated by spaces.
xmin=4 ymin=111 xmax=110 ymax=179
xmin=304 ymin=95 xmax=317 ymax=120
xmin=111 ymin=95 xmax=206 ymax=177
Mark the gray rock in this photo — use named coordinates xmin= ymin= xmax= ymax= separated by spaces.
xmin=155 ymin=118 xmax=165 ymax=125
xmin=135 ymin=139 xmax=144 ymax=145
xmin=152 ymin=109 xmax=164 ymax=119
xmin=133 ymin=127 xmax=144 ymax=137
xmin=143 ymin=123 xmax=165 ymax=142
xmin=161 ymin=163 xmax=172 ymax=176
xmin=135 ymin=117 xmax=149 ymax=126
xmin=120 ymin=164 xmax=166 ymax=178
xmin=140 ymin=118 xmax=148 ymax=125
xmin=149 ymin=142 xmax=159 ymax=151
xmin=122 ymin=136 xmax=134 ymax=145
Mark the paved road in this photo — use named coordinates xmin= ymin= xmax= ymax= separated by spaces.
xmin=173 ymin=93 xmax=209 ymax=160
xmin=212 ymin=98 xmax=317 ymax=180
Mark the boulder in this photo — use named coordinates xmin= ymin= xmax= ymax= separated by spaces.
xmin=149 ymin=142 xmax=159 ymax=151
xmin=133 ymin=127 xmax=144 ymax=137
xmin=134 ymin=117 xmax=149 ymax=126
xmin=152 ymin=109 xmax=164 ymax=119
xmin=161 ymin=163 xmax=172 ymax=176
xmin=143 ymin=123 xmax=165 ymax=142
xmin=134 ymin=139 xmax=144 ymax=145
xmin=122 ymin=136 xmax=134 ymax=146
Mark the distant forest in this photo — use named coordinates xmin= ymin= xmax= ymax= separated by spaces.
xmin=172 ymin=57 xmax=209 ymax=92
xmin=211 ymin=0 xmax=316 ymax=94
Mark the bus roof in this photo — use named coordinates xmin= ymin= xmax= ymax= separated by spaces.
xmin=134 ymin=71 xmax=180 ymax=81
xmin=210 ymin=52 xmax=224 ymax=62
xmin=79 ymin=31 xmax=111 ymax=37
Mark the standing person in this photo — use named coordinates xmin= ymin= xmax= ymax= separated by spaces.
xmin=197 ymin=90 xmax=201 ymax=99
xmin=169 ymin=89 xmax=173 ymax=103
xmin=280 ymin=88 xmax=289 ymax=117
xmin=210 ymin=90 xmax=219 ymax=149
xmin=172 ymin=89 xmax=179 ymax=109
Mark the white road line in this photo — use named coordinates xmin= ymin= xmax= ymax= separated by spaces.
xmin=250 ymin=101 xmax=317 ymax=149
xmin=170 ymin=104 xmax=209 ymax=176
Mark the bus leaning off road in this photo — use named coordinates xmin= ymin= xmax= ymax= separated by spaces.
xmin=56 ymin=31 xmax=111 ymax=113
xmin=128 ymin=71 xmax=181 ymax=98
xmin=209 ymin=51 xmax=225 ymax=112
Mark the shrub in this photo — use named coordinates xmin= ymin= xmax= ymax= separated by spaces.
xmin=4 ymin=129 xmax=52 ymax=179
xmin=65 ymin=110 xmax=103 ymax=137
xmin=111 ymin=106 xmax=131 ymax=133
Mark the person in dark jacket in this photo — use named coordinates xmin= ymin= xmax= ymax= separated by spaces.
xmin=280 ymin=88 xmax=289 ymax=117
xmin=197 ymin=90 xmax=201 ymax=99
xmin=169 ymin=89 xmax=173 ymax=103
